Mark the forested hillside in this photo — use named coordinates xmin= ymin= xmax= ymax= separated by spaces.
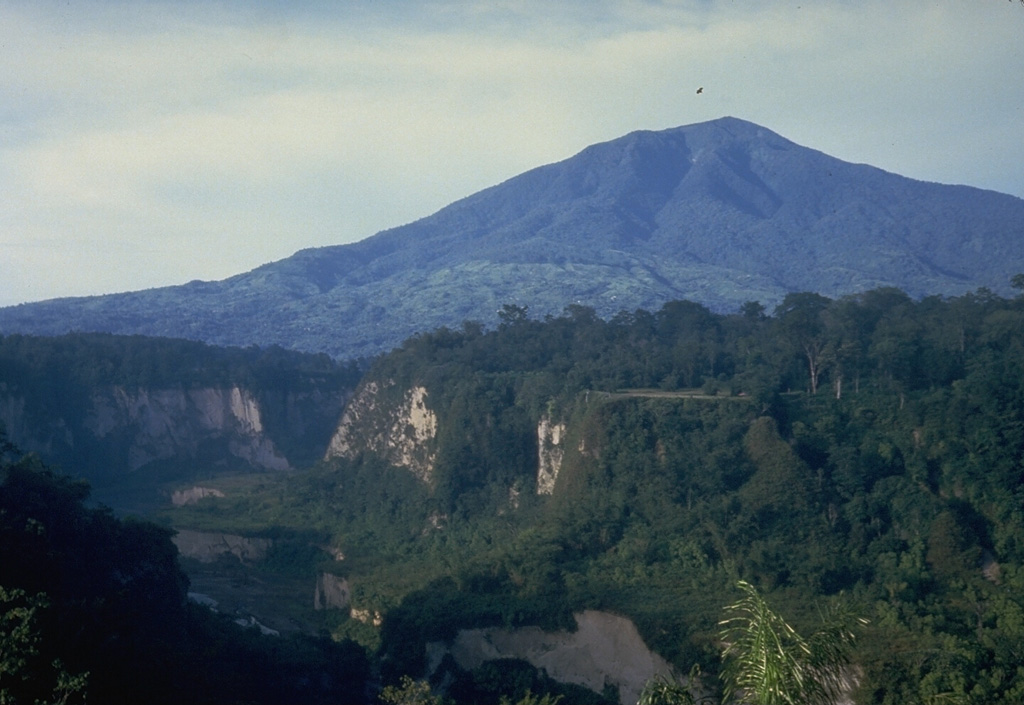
xmin=167 ymin=283 xmax=1024 ymax=704
xmin=4 ymin=283 xmax=1024 ymax=703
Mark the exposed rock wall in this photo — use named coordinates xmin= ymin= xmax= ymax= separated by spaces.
xmin=172 ymin=529 xmax=272 ymax=563
xmin=427 ymin=610 xmax=675 ymax=705
xmin=0 ymin=384 xmax=321 ymax=483
xmin=85 ymin=386 xmax=290 ymax=472
xmin=313 ymin=573 xmax=351 ymax=610
xmin=350 ymin=608 xmax=383 ymax=627
xmin=324 ymin=381 xmax=438 ymax=483
xmin=536 ymin=416 xmax=566 ymax=495
xmin=171 ymin=486 xmax=227 ymax=506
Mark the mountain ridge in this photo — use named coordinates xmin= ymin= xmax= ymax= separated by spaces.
xmin=3 ymin=116 xmax=1023 ymax=359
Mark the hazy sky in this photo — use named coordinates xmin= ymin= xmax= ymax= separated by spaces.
xmin=2 ymin=1 xmax=1022 ymax=307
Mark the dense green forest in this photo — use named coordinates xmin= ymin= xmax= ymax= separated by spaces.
xmin=0 ymin=331 xmax=362 ymax=391
xmin=166 ymin=284 xmax=1024 ymax=704
xmin=4 ymin=284 xmax=1024 ymax=703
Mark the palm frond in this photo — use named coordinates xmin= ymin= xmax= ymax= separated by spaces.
xmin=718 ymin=580 xmax=864 ymax=705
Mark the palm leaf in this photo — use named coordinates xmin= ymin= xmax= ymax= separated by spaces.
xmin=718 ymin=581 xmax=863 ymax=705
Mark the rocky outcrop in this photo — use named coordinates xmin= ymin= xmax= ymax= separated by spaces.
xmin=427 ymin=611 xmax=675 ymax=705
xmin=85 ymin=386 xmax=290 ymax=472
xmin=171 ymin=486 xmax=226 ymax=506
xmin=313 ymin=573 xmax=351 ymax=610
xmin=324 ymin=381 xmax=438 ymax=483
xmin=350 ymin=608 xmax=383 ymax=627
xmin=536 ymin=416 xmax=566 ymax=495
xmin=982 ymin=549 xmax=1002 ymax=583
xmin=0 ymin=378 xmax=352 ymax=486
xmin=172 ymin=529 xmax=272 ymax=563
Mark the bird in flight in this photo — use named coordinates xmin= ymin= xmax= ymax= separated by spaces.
xmin=696 ymin=87 xmax=704 ymax=94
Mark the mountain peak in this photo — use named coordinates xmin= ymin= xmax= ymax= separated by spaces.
xmin=665 ymin=116 xmax=787 ymax=145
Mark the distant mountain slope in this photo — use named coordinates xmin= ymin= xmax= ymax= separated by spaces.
xmin=2 ymin=116 xmax=1023 ymax=359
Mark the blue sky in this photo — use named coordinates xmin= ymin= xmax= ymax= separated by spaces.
xmin=2 ymin=0 xmax=1022 ymax=306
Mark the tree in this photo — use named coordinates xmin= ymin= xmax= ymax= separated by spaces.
xmin=0 ymin=586 xmax=88 ymax=705
xmin=0 ymin=425 xmax=17 ymax=461
xmin=637 ymin=666 xmax=711 ymax=705
xmin=637 ymin=581 xmax=863 ymax=705
xmin=378 ymin=676 xmax=449 ymax=705
xmin=740 ymin=301 xmax=767 ymax=321
xmin=499 ymin=693 xmax=563 ymax=705
xmin=718 ymin=581 xmax=863 ymax=705
xmin=498 ymin=303 xmax=529 ymax=328
xmin=774 ymin=293 xmax=832 ymax=395
xmin=637 ymin=676 xmax=696 ymax=705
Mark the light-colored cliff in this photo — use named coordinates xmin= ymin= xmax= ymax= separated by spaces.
xmin=171 ymin=486 xmax=227 ymax=506
xmin=325 ymin=381 xmax=438 ymax=483
xmin=427 ymin=610 xmax=675 ymax=705
xmin=536 ymin=416 xmax=566 ymax=495
xmin=0 ymin=382 xmax=339 ymax=485
xmin=84 ymin=386 xmax=290 ymax=472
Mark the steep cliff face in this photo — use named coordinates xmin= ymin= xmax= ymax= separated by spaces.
xmin=536 ymin=416 xmax=566 ymax=495
xmin=172 ymin=486 xmax=227 ymax=506
xmin=324 ymin=381 xmax=438 ymax=483
xmin=84 ymin=386 xmax=290 ymax=472
xmin=322 ymin=378 xmax=586 ymax=502
xmin=0 ymin=383 xmax=354 ymax=485
xmin=313 ymin=573 xmax=351 ymax=611
xmin=0 ymin=333 xmax=356 ymax=488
